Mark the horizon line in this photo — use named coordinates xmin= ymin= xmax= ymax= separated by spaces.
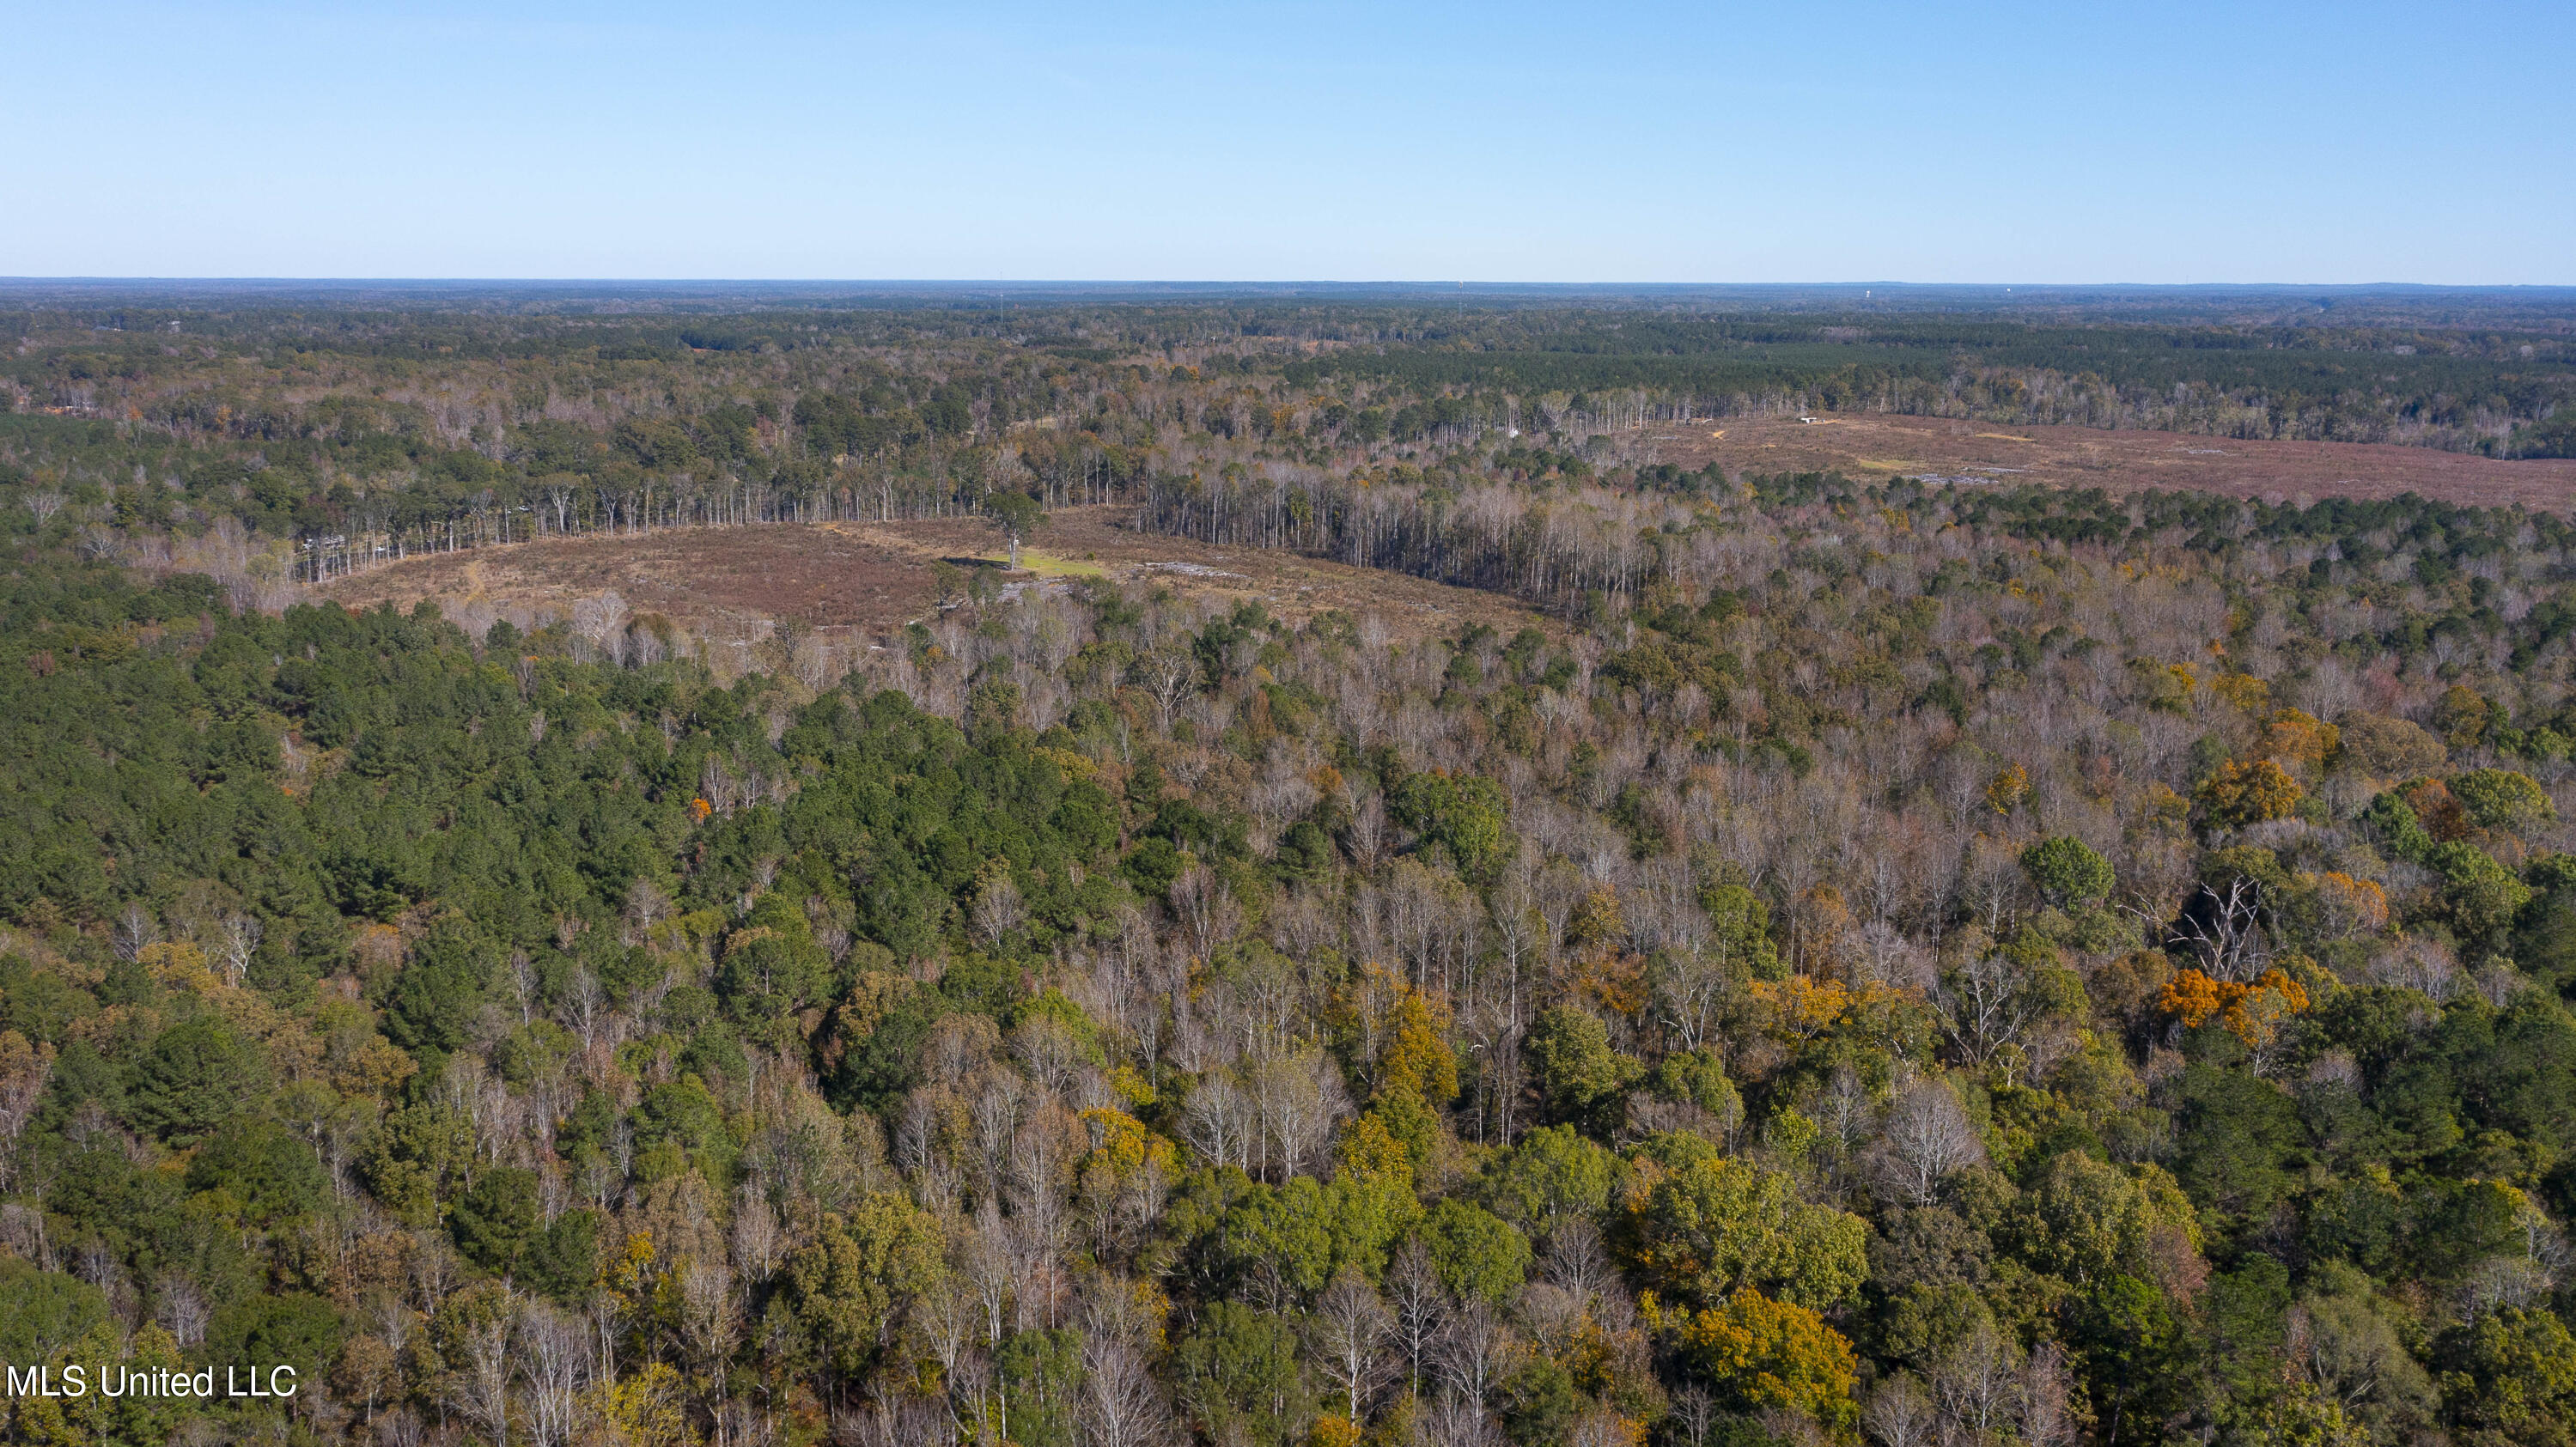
xmin=6 ymin=277 xmax=2576 ymax=292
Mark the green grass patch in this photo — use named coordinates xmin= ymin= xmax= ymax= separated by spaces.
xmin=1016 ymin=549 xmax=1109 ymax=579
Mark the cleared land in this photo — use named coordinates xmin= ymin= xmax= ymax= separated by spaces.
xmin=1633 ymin=411 xmax=2576 ymax=510
xmin=314 ymin=428 xmax=2576 ymax=645
xmin=315 ymin=505 xmax=1545 ymax=644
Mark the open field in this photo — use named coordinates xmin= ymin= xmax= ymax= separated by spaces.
xmin=308 ymin=429 xmax=2576 ymax=658
xmin=1632 ymin=410 xmax=2576 ymax=509
xmin=314 ymin=504 xmax=1547 ymax=645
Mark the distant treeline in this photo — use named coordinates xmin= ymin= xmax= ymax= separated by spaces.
xmin=3 ymin=295 xmax=2575 ymax=593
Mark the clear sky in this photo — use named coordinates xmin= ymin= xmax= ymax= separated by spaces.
xmin=3 ymin=0 xmax=2569 ymax=283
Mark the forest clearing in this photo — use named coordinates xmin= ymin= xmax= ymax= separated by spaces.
xmin=1629 ymin=411 xmax=2576 ymax=510
xmin=314 ymin=506 xmax=1550 ymax=664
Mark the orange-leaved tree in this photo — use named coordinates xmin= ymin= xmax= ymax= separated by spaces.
xmin=1646 ymin=1286 xmax=1859 ymax=1431
xmin=2197 ymin=759 xmax=2303 ymax=828
xmin=2159 ymin=966 xmax=2309 ymax=1049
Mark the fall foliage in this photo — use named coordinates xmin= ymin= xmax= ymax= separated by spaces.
xmin=5 ymin=294 xmax=2576 ymax=1447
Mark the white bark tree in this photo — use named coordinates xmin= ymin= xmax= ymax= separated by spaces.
xmin=1308 ymin=1271 xmax=1392 ymax=1424
xmin=1872 ymin=1077 xmax=1985 ymax=1207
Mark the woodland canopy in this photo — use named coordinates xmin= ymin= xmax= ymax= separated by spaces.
xmin=6 ymin=291 xmax=2576 ymax=1447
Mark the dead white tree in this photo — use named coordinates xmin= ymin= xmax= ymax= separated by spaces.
xmin=1169 ymin=864 xmax=1240 ymax=962
xmin=1309 ymin=1271 xmax=1393 ymax=1425
xmin=2167 ymin=876 xmax=2269 ymax=982
xmin=1386 ymin=1237 xmax=1444 ymax=1394
xmin=1140 ymin=645 xmax=1197 ymax=735
xmin=1934 ymin=1318 xmax=2021 ymax=1441
xmin=1178 ymin=1073 xmax=1250 ymax=1173
xmin=217 ymin=914 xmax=263 ymax=989
xmin=451 ymin=1304 xmax=515 ymax=1447
xmin=1652 ymin=950 xmax=1733 ymax=1053
xmin=1863 ymin=1373 xmax=1937 ymax=1447
xmin=520 ymin=1299 xmax=589 ymax=1447
xmin=1430 ymin=1296 xmax=1513 ymax=1410
xmin=1870 ymin=1077 xmax=1985 ymax=1207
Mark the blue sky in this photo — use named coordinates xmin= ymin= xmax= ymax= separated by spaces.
xmin=3 ymin=0 xmax=2569 ymax=283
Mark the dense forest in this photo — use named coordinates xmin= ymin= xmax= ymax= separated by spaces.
xmin=4 ymin=287 xmax=2574 ymax=588
xmin=12 ymin=292 xmax=2576 ymax=1447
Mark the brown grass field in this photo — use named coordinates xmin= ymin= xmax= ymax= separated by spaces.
xmin=1630 ymin=411 xmax=2576 ymax=511
xmin=314 ymin=505 xmax=1546 ymax=645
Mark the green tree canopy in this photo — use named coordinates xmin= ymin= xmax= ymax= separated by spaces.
xmin=1621 ymin=1153 xmax=1868 ymax=1310
xmin=783 ymin=1193 xmax=947 ymax=1380
xmin=2451 ymin=768 xmax=2555 ymax=833
xmin=2020 ymin=835 xmax=2116 ymax=908
xmin=130 ymin=1018 xmax=270 ymax=1146
xmin=1526 ymin=1006 xmax=1641 ymax=1136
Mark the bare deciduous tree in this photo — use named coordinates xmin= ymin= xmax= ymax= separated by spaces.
xmin=961 ymin=1207 xmax=1014 ymax=1347
xmin=1080 ymin=1322 xmax=1172 ymax=1447
xmin=1652 ymin=949 xmax=1733 ymax=1053
xmin=1140 ymin=645 xmax=1197 ymax=735
xmin=1863 ymin=1373 xmax=1936 ymax=1447
xmin=1672 ymin=1386 xmax=1717 ymax=1447
xmin=1871 ymin=1077 xmax=1985 ymax=1207
xmin=1936 ymin=950 xmax=2048 ymax=1069
xmin=1169 ymin=864 xmax=1240 ymax=961
xmin=451 ymin=1305 xmax=515 ymax=1447
xmin=624 ymin=879 xmax=673 ymax=934
xmin=1934 ymin=1317 xmax=2021 ymax=1440
xmin=679 ymin=1258 xmax=741 ymax=1417
xmin=1386 ymin=1237 xmax=1444 ymax=1394
xmin=113 ymin=902 xmax=157 ymax=963
xmin=155 ymin=1274 xmax=210 ymax=1347
xmin=1540 ymin=1219 xmax=1617 ymax=1307
xmin=2018 ymin=1341 xmax=2077 ymax=1447
xmin=1178 ymin=1072 xmax=1250 ymax=1173
xmin=1430 ymin=1295 xmax=1513 ymax=1412
xmin=1309 ymin=1270 xmax=1392 ymax=1424
xmin=0 ymin=1039 xmax=54 ymax=1195
xmin=520 ymin=1299 xmax=589 ymax=1447
xmin=731 ymin=1185 xmax=784 ymax=1283
xmin=2167 ymin=876 xmax=2268 ymax=982
xmin=1251 ymin=1048 xmax=1349 ymax=1183
xmin=973 ymin=872 xmax=1026 ymax=948
xmin=217 ymin=913 xmax=263 ymax=989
